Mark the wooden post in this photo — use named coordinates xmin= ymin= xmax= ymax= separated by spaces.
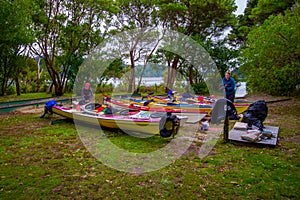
xmin=223 ymin=116 xmax=229 ymax=143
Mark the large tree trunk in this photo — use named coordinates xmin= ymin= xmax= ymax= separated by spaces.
xmin=55 ymin=85 xmax=64 ymax=96
xmin=128 ymin=67 xmax=135 ymax=93
xmin=165 ymin=56 xmax=179 ymax=93
xmin=15 ymin=76 xmax=20 ymax=96
xmin=0 ymin=84 xmax=5 ymax=96
xmin=128 ymin=50 xmax=135 ymax=93
xmin=36 ymin=56 xmax=42 ymax=92
xmin=0 ymin=57 xmax=9 ymax=96
xmin=63 ymin=79 xmax=69 ymax=93
xmin=49 ymin=82 xmax=54 ymax=94
xmin=53 ymin=78 xmax=64 ymax=96
xmin=46 ymin=62 xmax=64 ymax=96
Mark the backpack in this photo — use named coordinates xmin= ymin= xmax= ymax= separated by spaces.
xmin=159 ymin=113 xmax=180 ymax=138
xmin=242 ymin=100 xmax=268 ymax=131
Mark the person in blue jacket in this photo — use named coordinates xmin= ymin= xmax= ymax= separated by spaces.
xmin=40 ymin=99 xmax=57 ymax=118
xmin=222 ymin=70 xmax=236 ymax=103
xmin=167 ymin=90 xmax=175 ymax=102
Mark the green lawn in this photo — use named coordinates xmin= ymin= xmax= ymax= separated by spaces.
xmin=0 ymin=96 xmax=299 ymax=199
xmin=0 ymin=93 xmax=73 ymax=103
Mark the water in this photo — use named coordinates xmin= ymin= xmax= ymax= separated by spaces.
xmin=107 ymin=77 xmax=165 ymax=86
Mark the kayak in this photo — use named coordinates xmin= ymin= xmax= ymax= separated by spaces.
xmin=52 ymin=104 xmax=188 ymax=136
xmin=105 ymin=97 xmax=251 ymax=115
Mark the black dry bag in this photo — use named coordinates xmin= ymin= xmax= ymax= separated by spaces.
xmin=242 ymin=100 xmax=268 ymax=131
xmin=159 ymin=113 xmax=180 ymax=138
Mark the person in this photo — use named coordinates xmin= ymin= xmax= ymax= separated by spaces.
xmin=167 ymin=90 xmax=176 ymax=102
xmin=80 ymin=83 xmax=93 ymax=105
xmin=40 ymin=99 xmax=57 ymax=118
xmin=222 ymin=70 xmax=236 ymax=103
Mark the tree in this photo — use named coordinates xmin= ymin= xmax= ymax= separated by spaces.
xmin=99 ymin=58 xmax=124 ymax=83
xmin=155 ymin=0 xmax=237 ymax=92
xmin=250 ymin=0 xmax=296 ymax=25
xmin=230 ymin=0 xmax=297 ymax=47
xmin=30 ymin=0 xmax=118 ymax=96
xmin=112 ymin=0 xmax=162 ymax=93
xmin=0 ymin=0 xmax=33 ymax=95
xmin=197 ymin=39 xmax=239 ymax=79
xmin=241 ymin=3 xmax=300 ymax=95
xmin=14 ymin=55 xmax=39 ymax=94
xmin=228 ymin=0 xmax=259 ymax=47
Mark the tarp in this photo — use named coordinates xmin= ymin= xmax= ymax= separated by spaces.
xmin=235 ymin=82 xmax=247 ymax=98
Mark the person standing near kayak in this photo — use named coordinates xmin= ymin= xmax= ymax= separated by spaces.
xmin=222 ymin=70 xmax=236 ymax=103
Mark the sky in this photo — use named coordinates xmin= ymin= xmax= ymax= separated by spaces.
xmin=234 ymin=0 xmax=247 ymax=15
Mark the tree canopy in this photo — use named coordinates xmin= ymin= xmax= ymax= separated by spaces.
xmin=0 ymin=0 xmax=34 ymax=95
xmin=241 ymin=2 xmax=300 ymax=95
xmin=0 ymin=0 xmax=299 ymax=96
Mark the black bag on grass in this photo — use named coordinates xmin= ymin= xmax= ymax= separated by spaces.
xmin=242 ymin=100 xmax=268 ymax=131
xmin=159 ymin=113 xmax=180 ymax=138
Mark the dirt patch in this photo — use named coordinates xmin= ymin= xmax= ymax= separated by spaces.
xmin=181 ymin=128 xmax=223 ymax=156
xmin=17 ymin=106 xmax=45 ymax=114
xmin=0 ymin=106 xmax=44 ymax=117
xmin=281 ymin=135 xmax=300 ymax=144
xmin=243 ymin=93 xmax=291 ymax=102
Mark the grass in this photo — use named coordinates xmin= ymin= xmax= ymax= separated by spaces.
xmin=0 ymin=92 xmax=73 ymax=103
xmin=0 ymin=96 xmax=299 ymax=199
xmin=0 ymin=91 xmax=142 ymax=103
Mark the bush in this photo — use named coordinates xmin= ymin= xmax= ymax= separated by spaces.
xmin=96 ymin=83 xmax=114 ymax=93
xmin=40 ymin=83 xmax=49 ymax=92
xmin=155 ymin=84 xmax=165 ymax=94
xmin=191 ymin=82 xmax=209 ymax=95
xmin=137 ymin=85 xmax=154 ymax=94
xmin=6 ymin=86 xmax=16 ymax=95
xmin=21 ymin=85 xmax=29 ymax=93
xmin=31 ymin=82 xmax=37 ymax=92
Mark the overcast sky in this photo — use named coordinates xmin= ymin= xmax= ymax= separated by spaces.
xmin=234 ymin=0 xmax=247 ymax=15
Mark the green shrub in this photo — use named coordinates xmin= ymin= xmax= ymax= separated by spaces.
xmin=96 ymin=83 xmax=114 ymax=93
xmin=191 ymin=82 xmax=209 ymax=95
xmin=6 ymin=86 xmax=16 ymax=95
xmin=21 ymin=85 xmax=29 ymax=93
xmin=31 ymin=82 xmax=37 ymax=92
xmin=40 ymin=83 xmax=49 ymax=92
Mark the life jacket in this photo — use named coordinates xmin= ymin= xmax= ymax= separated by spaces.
xmin=95 ymin=105 xmax=106 ymax=113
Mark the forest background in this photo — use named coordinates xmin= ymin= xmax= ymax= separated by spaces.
xmin=0 ymin=0 xmax=299 ymax=97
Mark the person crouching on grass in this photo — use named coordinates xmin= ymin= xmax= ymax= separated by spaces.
xmin=40 ymin=99 xmax=57 ymax=118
